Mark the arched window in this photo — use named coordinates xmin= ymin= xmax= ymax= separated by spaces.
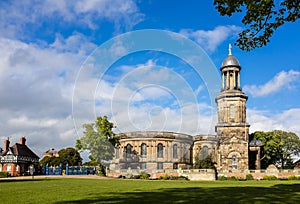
xmin=232 ymin=155 xmax=238 ymax=170
xmin=173 ymin=144 xmax=178 ymax=159
xmin=157 ymin=143 xmax=163 ymax=158
xmin=141 ymin=143 xmax=147 ymax=157
xmin=126 ymin=144 xmax=132 ymax=158
xmin=199 ymin=145 xmax=209 ymax=160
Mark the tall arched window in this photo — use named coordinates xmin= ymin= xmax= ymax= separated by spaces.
xmin=141 ymin=143 xmax=147 ymax=157
xmin=173 ymin=144 xmax=178 ymax=159
xmin=232 ymin=155 xmax=238 ymax=170
xmin=199 ymin=145 xmax=209 ymax=160
xmin=126 ymin=144 xmax=132 ymax=158
xmin=157 ymin=143 xmax=163 ymax=158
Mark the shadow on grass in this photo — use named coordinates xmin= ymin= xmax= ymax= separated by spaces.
xmin=55 ymin=183 xmax=300 ymax=204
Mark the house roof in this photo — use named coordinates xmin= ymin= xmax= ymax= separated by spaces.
xmin=1 ymin=143 xmax=39 ymax=159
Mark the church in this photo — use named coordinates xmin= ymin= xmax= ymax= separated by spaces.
xmin=109 ymin=46 xmax=262 ymax=174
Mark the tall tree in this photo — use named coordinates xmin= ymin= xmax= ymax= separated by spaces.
xmin=58 ymin=148 xmax=82 ymax=168
xmin=75 ymin=116 xmax=118 ymax=164
xmin=251 ymin=130 xmax=300 ymax=168
xmin=214 ymin=0 xmax=300 ymax=51
xmin=39 ymin=148 xmax=82 ymax=169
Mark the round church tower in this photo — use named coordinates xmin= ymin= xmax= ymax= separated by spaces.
xmin=215 ymin=45 xmax=250 ymax=171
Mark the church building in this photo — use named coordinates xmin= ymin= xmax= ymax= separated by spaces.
xmin=109 ymin=46 xmax=262 ymax=174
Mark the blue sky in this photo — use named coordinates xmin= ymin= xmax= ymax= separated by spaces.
xmin=0 ymin=0 xmax=299 ymax=157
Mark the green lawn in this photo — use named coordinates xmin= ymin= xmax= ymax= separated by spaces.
xmin=1 ymin=178 xmax=300 ymax=203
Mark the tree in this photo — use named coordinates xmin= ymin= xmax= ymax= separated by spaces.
xmin=251 ymin=130 xmax=300 ymax=168
xmin=39 ymin=148 xmax=82 ymax=169
xmin=214 ymin=0 xmax=300 ymax=51
xmin=58 ymin=148 xmax=82 ymax=168
xmin=194 ymin=154 xmax=216 ymax=169
xmin=75 ymin=116 xmax=118 ymax=165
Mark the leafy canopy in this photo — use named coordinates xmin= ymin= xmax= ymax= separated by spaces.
xmin=251 ymin=130 xmax=300 ymax=168
xmin=39 ymin=147 xmax=82 ymax=169
xmin=75 ymin=116 xmax=118 ymax=164
xmin=214 ymin=0 xmax=300 ymax=51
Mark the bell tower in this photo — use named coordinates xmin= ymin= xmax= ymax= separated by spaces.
xmin=215 ymin=44 xmax=250 ymax=171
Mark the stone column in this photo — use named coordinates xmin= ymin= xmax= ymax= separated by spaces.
xmin=233 ymin=71 xmax=236 ymax=89
xmin=226 ymin=71 xmax=229 ymax=89
xmin=222 ymin=72 xmax=225 ymax=90
xmin=238 ymin=72 xmax=241 ymax=89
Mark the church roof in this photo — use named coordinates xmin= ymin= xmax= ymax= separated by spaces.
xmin=221 ymin=54 xmax=240 ymax=67
xmin=221 ymin=44 xmax=240 ymax=68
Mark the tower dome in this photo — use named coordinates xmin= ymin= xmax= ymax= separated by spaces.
xmin=221 ymin=44 xmax=240 ymax=68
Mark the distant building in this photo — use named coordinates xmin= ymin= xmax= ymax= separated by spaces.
xmin=43 ymin=148 xmax=59 ymax=158
xmin=0 ymin=137 xmax=39 ymax=176
xmin=109 ymin=46 xmax=262 ymax=174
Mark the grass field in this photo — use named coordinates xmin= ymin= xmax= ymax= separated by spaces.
xmin=1 ymin=178 xmax=300 ymax=203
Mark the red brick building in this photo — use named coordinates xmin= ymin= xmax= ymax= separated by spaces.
xmin=0 ymin=137 xmax=39 ymax=176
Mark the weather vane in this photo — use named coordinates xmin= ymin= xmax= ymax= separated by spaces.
xmin=229 ymin=44 xmax=232 ymax=55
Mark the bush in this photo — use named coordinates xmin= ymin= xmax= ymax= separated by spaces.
xmin=139 ymin=172 xmax=150 ymax=180
xmin=288 ymin=176 xmax=300 ymax=180
xmin=0 ymin=172 xmax=8 ymax=178
xmin=246 ymin=174 xmax=254 ymax=180
xmin=262 ymin=175 xmax=277 ymax=180
xmin=228 ymin=176 xmax=238 ymax=181
xmin=217 ymin=175 xmax=227 ymax=180
xmin=159 ymin=174 xmax=170 ymax=180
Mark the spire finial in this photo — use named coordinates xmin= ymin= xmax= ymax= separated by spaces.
xmin=229 ymin=44 xmax=232 ymax=55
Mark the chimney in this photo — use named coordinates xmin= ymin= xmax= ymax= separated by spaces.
xmin=4 ymin=138 xmax=10 ymax=151
xmin=20 ymin=137 xmax=26 ymax=145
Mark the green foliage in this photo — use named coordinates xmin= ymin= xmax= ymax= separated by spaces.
xmin=39 ymin=148 xmax=82 ymax=169
xmin=214 ymin=0 xmax=300 ymax=51
xmin=251 ymin=130 xmax=300 ymax=169
xmin=0 ymin=172 xmax=8 ymax=177
xmin=76 ymin=116 xmax=118 ymax=164
xmin=139 ymin=172 xmax=150 ymax=180
xmin=83 ymin=160 xmax=98 ymax=166
xmin=228 ymin=176 xmax=238 ymax=181
xmin=159 ymin=174 xmax=188 ymax=180
xmin=194 ymin=154 xmax=216 ymax=169
xmin=58 ymin=148 xmax=82 ymax=168
xmin=217 ymin=175 xmax=227 ymax=180
xmin=262 ymin=175 xmax=278 ymax=180
xmin=288 ymin=176 xmax=300 ymax=180
xmin=97 ymin=164 xmax=106 ymax=176
xmin=246 ymin=174 xmax=254 ymax=180
xmin=159 ymin=174 xmax=170 ymax=180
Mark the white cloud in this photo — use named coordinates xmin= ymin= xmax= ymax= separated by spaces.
xmin=0 ymin=34 xmax=95 ymax=157
xmin=244 ymin=70 xmax=300 ymax=97
xmin=180 ymin=25 xmax=242 ymax=52
xmin=0 ymin=0 xmax=144 ymax=39
xmin=248 ymin=108 xmax=300 ymax=137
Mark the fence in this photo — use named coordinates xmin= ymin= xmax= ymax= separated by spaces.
xmin=43 ymin=164 xmax=97 ymax=176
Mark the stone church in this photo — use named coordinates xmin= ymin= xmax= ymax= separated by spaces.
xmin=110 ymin=46 xmax=262 ymax=173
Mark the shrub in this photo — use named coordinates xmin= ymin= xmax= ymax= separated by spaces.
xmin=288 ymin=176 xmax=300 ymax=180
xmin=262 ymin=175 xmax=277 ymax=180
xmin=217 ymin=175 xmax=227 ymax=180
xmin=139 ymin=172 xmax=150 ymax=180
xmin=0 ymin=172 xmax=8 ymax=178
xmin=228 ymin=176 xmax=238 ymax=181
xmin=159 ymin=174 xmax=170 ymax=180
xmin=246 ymin=174 xmax=254 ymax=180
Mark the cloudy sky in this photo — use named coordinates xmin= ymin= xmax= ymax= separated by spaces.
xmin=0 ymin=0 xmax=299 ymax=158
